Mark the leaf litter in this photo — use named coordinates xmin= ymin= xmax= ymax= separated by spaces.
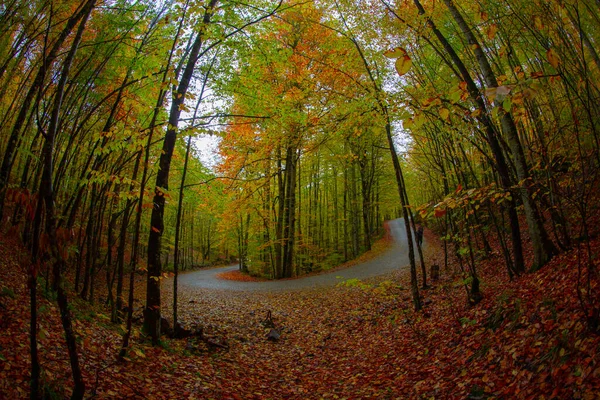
xmin=0 ymin=227 xmax=599 ymax=399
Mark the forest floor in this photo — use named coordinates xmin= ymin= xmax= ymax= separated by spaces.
xmin=1 ymin=225 xmax=600 ymax=399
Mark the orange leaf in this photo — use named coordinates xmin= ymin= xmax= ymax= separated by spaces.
xmin=487 ymin=24 xmax=498 ymax=40
xmin=531 ymin=71 xmax=544 ymax=79
xmin=546 ymin=48 xmax=560 ymax=69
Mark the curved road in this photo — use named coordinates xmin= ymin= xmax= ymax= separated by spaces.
xmin=176 ymin=218 xmax=424 ymax=291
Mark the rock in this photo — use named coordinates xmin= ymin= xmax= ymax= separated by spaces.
xmin=160 ymin=316 xmax=173 ymax=336
xmin=172 ymin=322 xmax=194 ymax=339
xmin=266 ymin=328 xmax=280 ymax=341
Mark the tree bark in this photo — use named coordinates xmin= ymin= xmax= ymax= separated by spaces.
xmin=173 ymin=134 xmax=192 ymax=329
xmin=386 ymin=121 xmax=422 ymax=310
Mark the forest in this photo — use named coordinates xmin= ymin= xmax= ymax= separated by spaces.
xmin=0 ymin=0 xmax=599 ymax=398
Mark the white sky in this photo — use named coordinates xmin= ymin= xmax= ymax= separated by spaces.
xmin=193 ymin=133 xmax=222 ymax=170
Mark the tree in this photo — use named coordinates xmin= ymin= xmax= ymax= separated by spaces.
xmin=28 ymin=1 xmax=96 ymax=397
xmin=145 ymin=0 xmax=283 ymax=344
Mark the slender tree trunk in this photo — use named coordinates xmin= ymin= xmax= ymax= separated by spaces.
xmin=359 ymin=155 xmax=372 ymax=252
xmin=442 ymin=0 xmax=557 ymax=270
xmin=0 ymin=0 xmax=93 ymax=219
xmin=282 ymin=145 xmax=297 ymax=278
xmin=275 ymin=147 xmax=285 ymax=278
xmin=30 ymin=3 xmax=95 ymax=397
xmin=146 ymin=0 xmax=219 ymax=344
xmin=349 ymin=162 xmax=359 ymax=258
xmin=404 ymin=0 xmax=526 ymax=274
xmin=386 ymin=120 xmax=421 ymax=310
xmin=173 ymin=134 xmax=192 ymax=331
xmin=343 ymin=162 xmax=348 ymax=262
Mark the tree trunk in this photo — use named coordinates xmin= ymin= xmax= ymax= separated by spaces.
xmin=30 ymin=2 xmax=96 ymax=397
xmin=442 ymin=0 xmax=557 ymax=271
xmin=119 ymin=2 xmax=188 ymax=355
xmin=282 ymin=145 xmax=298 ymax=278
xmin=386 ymin=120 xmax=421 ymax=310
xmin=0 ymin=0 xmax=94 ymax=219
xmin=145 ymin=0 xmax=219 ymax=344
xmin=173 ymin=134 xmax=192 ymax=331
xmin=407 ymin=0 xmax=526 ymax=274
xmin=275 ymin=147 xmax=285 ymax=278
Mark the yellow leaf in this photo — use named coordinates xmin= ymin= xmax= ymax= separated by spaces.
xmin=439 ymin=108 xmax=450 ymax=121
xmin=413 ymin=113 xmax=425 ymax=128
xmin=547 ymin=48 xmax=560 ymax=68
xmin=395 ymin=55 xmax=412 ymax=76
xmin=534 ymin=16 xmax=543 ymax=31
xmin=383 ymin=47 xmax=407 ymax=59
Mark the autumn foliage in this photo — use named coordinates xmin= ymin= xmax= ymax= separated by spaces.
xmin=1 ymin=0 xmax=600 ymax=398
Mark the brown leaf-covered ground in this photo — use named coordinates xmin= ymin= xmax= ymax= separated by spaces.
xmin=1 ymin=227 xmax=599 ymax=399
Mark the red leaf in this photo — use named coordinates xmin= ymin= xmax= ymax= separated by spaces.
xmin=434 ymin=208 xmax=447 ymax=218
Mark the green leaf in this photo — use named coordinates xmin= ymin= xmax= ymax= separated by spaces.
xmin=448 ymin=89 xmax=462 ymax=104
xmin=16 ymin=146 xmax=41 ymax=162
xmin=503 ymin=97 xmax=512 ymax=112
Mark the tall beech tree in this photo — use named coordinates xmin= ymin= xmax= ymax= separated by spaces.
xmin=381 ymin=0 xmax=527 ymax=284
xmin=145 ymin=0 xmax=283 ymax=344
xmin=370 ymin=0 xmax=599 ymax=316
xmin=144 ymin=0 xmax=220 ymax=345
